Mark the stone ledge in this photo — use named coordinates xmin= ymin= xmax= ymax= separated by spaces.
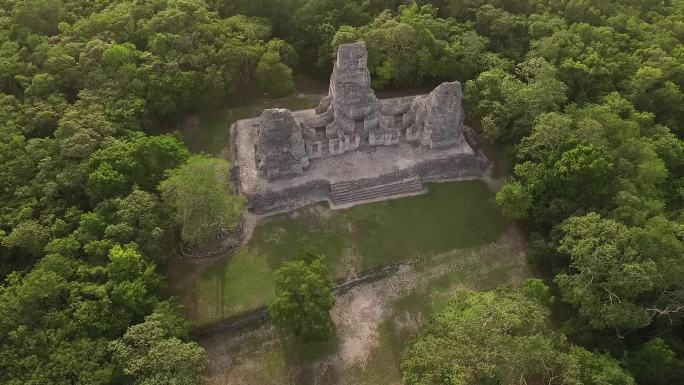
xmin=239 ymin=148 xmax=488 ymax=214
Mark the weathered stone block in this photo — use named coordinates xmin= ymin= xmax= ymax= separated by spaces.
xmin=306 ymin=42 xmax=382 ymax=142
xmin=424 ymin=81 xmax=465 ymax=150
xmin=232 ymin=40 xmax=489 ymax=214
xmin=255 ymin=109 xmax=309 ymax=181
xmin=409 ymin=81 xmax=465 ymax=150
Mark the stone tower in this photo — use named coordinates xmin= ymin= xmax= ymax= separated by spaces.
xmin=408 ymin=81 xmax=466 ymax=150
xmin=255 ymin=108 xmax=309 ymax=180
xmin=307 ymin=42 xmax=382 ymax=143
xmin=326 ymin=41 xmax=381 ymax=139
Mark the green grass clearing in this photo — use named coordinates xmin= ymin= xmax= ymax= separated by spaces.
xmin=168 ymin=180 xmax=509 ymax=326
xmin=200 ymin=221 xmax=529 ymax=385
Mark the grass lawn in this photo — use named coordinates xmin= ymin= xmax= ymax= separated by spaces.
xmin=168 ymin=179 xmax=509 ymax=326
xmin=200 ymin=220 xmax=529 ymax=385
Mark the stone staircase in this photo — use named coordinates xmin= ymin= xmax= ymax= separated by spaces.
xmin=330 ymin=177 xmax=424 ymax=206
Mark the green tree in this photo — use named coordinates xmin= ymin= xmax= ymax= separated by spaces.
xmin=626 ymin=66 xmax=684 ymax=132
xmin=555 ymin=213 xmax=684 ymax=333
xmin=1 ymin=220 xmax=50 ymax=259
xmin=495 ymin=181 xmax=532 ymax=219
xmin=528 ymin=22 xmax=638 ymax=104
xmin=11 ymin=0 xmax=64 ymax=36
xmin=110 ymin=308 xmax=206 ymax=385
xmin=569 ymin=347 xmax=635 ymax=385
xmin=102 ymin=189 xmax=174 ymax=262
xmin=465 ymin=57 xmax=567 ymax=144
xmin=474 ymin=4 xmax=529 ymax=60
xmin=402 ymin=281 xmax=635 ymax=385
xmin=625 ymin=338 xmax=675 ymax=385
xmin=328 ymin=3 xmax=497 ymax=89
xmin=159 ymin=155 xmax=244 ymax=248
xmin=54 ymin=103 xmax=117 ymax=159
xmin=102 ymin=43 xmax=138 ymax=70
xmin=0 ymin=245 xmax=164 ymax=385
xmin=496 ymin=94 xmax=671 ymax=228
xmin=269 ymin=255 xmax=335 ymax=341
xmin=256 ymin=51 xmax=295 ymax=97
xmin=106 ymin=244 xmax=162 ymax=319
xmin=86 ymin=133 xmax=189 ymax=201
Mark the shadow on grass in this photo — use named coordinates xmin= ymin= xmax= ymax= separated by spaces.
xmin=279 ymin=327 xmax=342 ymax=385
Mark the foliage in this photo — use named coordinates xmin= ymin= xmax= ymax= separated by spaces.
xmin=110 ymin=307 xmax=207 ymax=385
xmin=256 ymin=50 xmax=295 ymax=97
xmin=465 ymin=57 xmax=567 ymax=144
xmin=0 ymin=245 xmax=164 ymax=384
xmin=555 ymin=213 xmax=684 ymax=333
xmin=569 ymin=346 xmax=635 ymax=385
xmin=268 ymin=254 xmax=335 ymax=341
xmin=625 ymin=338 xmax=676 ymax=385
xmin=496 ymin=95 xmax=673 ymax=228
xmin=327 ymin=3 xmax=501 ymax=89
xmin=159 ymin=155 xmax=245 ymax=248
xmin=0 ymin=1 xmax=289 ymax=381
xmin=402 ymin=280 xmax=635 ymax=385
xmin=1 ymin=0 xmax=683 ymax=383
xmin=86 ymin=133 xmax=190 ymax=201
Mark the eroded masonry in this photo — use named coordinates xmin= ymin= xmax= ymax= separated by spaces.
xmin=231 ymin=42 xmax=488 ymax=213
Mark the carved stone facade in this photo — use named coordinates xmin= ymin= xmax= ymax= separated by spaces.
xmin=298 ymin=41 xmax=467 ymax=159
xmin=409 ymin=81 xmax=466 ymax=150
xmin=239 ymin=41 xmax=487 ymax=212
xmin=255 ymin=108 xmax=308 ymax=181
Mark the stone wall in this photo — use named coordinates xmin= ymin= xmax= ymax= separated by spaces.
xmin=235 ymin=41 xmax=490 ymax=214
xmin=408 ymin=81 xmax=466 ymax=150
xmin=417 ymin=153 xmax=488 ymax=181
xmin=244 ymin=153 xmax=489 ymax=213
xmin=246 ymin=179 xmax=330 ymax=214
xmin=255 ymin=109 xmax=309 ymax=181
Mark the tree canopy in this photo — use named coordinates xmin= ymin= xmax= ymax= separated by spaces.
xmin=402 ymin=280 xmax=635 ymax=385
xmin=269 ymin=254 xmax=336 ymax=341
xmin=159 ymin=154 xmax=245 ymax=248
xmin=1 ymin=0 xmax=683 ymax=383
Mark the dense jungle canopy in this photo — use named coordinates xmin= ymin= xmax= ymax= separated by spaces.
xmin=0 ymin=0 xmax=682 ymax=384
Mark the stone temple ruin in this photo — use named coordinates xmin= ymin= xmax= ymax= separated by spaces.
xmin=232 ymin=41 xmax=488 ymax=213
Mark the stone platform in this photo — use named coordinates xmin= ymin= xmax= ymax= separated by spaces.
xmin=231 ymin=101 xmax=488 ymax=214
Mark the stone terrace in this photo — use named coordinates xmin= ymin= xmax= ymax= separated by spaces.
xmin=232 ymin=98 xmax=487 ymax=213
